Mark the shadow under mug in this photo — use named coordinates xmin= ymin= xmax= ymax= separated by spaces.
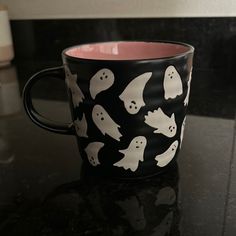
xmin=23 ymin=41 xmax=194 ymax=178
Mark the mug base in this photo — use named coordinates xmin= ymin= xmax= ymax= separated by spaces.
xmin=80 ymin=160 xmax=178 ymax=181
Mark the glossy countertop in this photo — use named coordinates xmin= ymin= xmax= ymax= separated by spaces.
xmin=0 ymin=63 xmax=236 ymax=236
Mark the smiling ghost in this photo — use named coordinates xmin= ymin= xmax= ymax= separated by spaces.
xmin=92 ymin=105 xmax=122 ymax=141
xmin=184 ymin=67 xmax=193 ymax=106
xmin=113 ymin=136 xmax=147 ymax=172
xmin=163 ymin=65 xmax=183 ymax=99
xmin=74 ymin=113 xmax=88 ymax=138
xmin=119 ymin=72 xmax=152 ymax=114
xmin=89 ymin=68 xmax=114 ymax=99
xmin=155 ymin=140 xmax=179 ymax=167
xmin=85 ymin=142 xmax=104 ymax=166
xmin=65 ymin=65 xmax=85 ymax=107
xmin=144 ymin=108 xmax=177 ymax=137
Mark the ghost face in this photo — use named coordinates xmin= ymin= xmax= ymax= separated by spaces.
xmin=85 ymin=142 xmax=104 ymax=166
xmin=89 ymin=68 xmax=114 ymax=99
xmin=122 ymin=136 xmax=147 ymax=155
xmin=144 ymin=108 xmax=177 ymax=138
xmin=124 ymin=100 xmax=145 ymax=115
xmin=92 ymin=105 xmax=122 ymax=141
xmin=164 ymin=65 xmax=183 ymax=100
xmin=119 ymin=72 xmax=152 ymax=114
xmin=114 ymin=136 xmax=147 ymax=172
xmin=155 ymin=140 xmax=179 ymax=167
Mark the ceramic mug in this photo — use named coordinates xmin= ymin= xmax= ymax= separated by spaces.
xmin=23 ymin=41 xmax=194 ymax=178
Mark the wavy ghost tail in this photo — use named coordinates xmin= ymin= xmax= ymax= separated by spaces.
xmin=144 ymin=108 xmax=177 ymax=138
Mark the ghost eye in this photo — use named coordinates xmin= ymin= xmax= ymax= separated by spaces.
xmin=136 ymin=141 xmax=138 ymax=143
xmin=168 ymin=74 xmax=170 ymax=76
xmin=103 ymin=72 xmax=105 ymax=75
xmin=100 ymin=112 xmax=103 ymax=115
xmin=140 ymin=141 xmax=143 ymax=144
xmin=172 ymin=71 xmax=174 ymax=74
xmin=96 ymin=113 xmax=99 ymax=116
xmin=129 ymin=105 xmax=132 ymax=109
xmin=100 ymin=76 xmax=103 ymax=80
xmin=105 ymin=75 xmax=108 ymax=78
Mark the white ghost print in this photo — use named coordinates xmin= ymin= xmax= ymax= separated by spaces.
xmin=144 ymin=108 xmax=177 ymax=137
xmin=164 ymin=65 xmax=183 ymax=99
xmin=92 ymin=105 xmax=122 ymax=141
xmin=119 ymin=72 xmax=152 ymax=114
xmin=65 ymin=65 xmax=85 ymax=107
xmin=85 ymin=142 xmax=104 ymax=166
xmin=155 ymin=187 xmax=176 ymax=206
xmin=180 ymin=117 xmax=186 ymax=148
xmin=116 ymin=196 xmax=146 ymax=230
xmin=74 ymin=113 xmax=88 ymax=138
xmin=89 ymin=68 xmax=115 ymax=99
xmin=184 ymin=67 xmax=193 ymax=106
xmin=150 ymin=212 xmax=173 ymax=236
xmin=155 ymin=140 xmax=179 ymax=167
xmin=113 ymin=136 xmax=147 ymax=172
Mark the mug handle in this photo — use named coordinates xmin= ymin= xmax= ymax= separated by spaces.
xmin=23 ymin=66 xmax=75 ymax=135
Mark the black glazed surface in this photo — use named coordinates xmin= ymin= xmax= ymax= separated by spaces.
xmin=66 ymin=52 xmax=192 ymax=177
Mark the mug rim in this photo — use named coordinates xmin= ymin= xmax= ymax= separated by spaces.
xmin=62 ymin=40 xmax=194 ymax=63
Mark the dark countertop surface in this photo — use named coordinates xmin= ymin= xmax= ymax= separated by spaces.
xmin=0 ymin=62 xmax=236 ymax=236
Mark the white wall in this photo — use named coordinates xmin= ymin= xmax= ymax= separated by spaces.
xmin=2 ymin=0 xmax=236 ymax=20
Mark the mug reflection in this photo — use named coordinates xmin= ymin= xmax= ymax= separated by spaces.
xmin=42 ymin=163 xmax=179 ymax=236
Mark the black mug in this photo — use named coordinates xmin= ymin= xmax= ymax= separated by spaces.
xmin=23 ymin=41 xmax=194 ymax=178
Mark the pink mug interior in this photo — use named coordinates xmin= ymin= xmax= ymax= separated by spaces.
xmin=65 ymin=41 xmax=192 ymax=61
